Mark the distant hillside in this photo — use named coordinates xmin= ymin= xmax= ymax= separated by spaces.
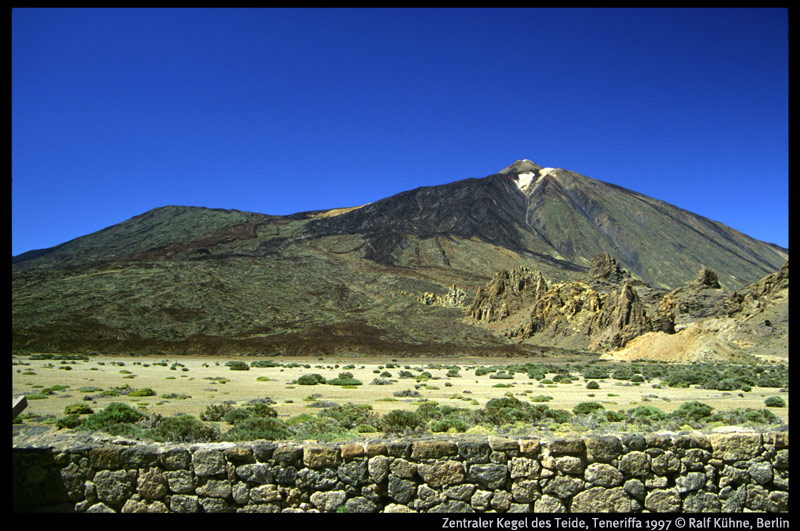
xmin=12 ymin=159 xmax=787 ymax=356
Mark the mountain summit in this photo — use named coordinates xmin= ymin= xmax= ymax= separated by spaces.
xmin=12 ymin=159 xmax=787 ymax=356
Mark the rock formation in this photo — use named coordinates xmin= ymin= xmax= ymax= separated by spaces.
xmin=418 ymin=285 xmax=467 ymax=307
xmin=466 ymin=254 xmax=668 ymax=351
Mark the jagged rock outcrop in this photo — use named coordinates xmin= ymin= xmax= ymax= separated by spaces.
xmin=418 ymin=284 xmax=467 ymax=308
xmin=587 ymin=282 xmax=656 ymax=351
xmin=466 ymin=267 xmax=548 ymax=322
xmin=657 ymin=267 xmax=729 ymax=326
xmin=604 ymin=260 xmax=788 ymax=362
xmin=466 ymin=255 xmax=669 ymax=351
xmin=717 ymin=259 xmax=788 ymax=319
xmin=588 ymin=253 xmax=628 ymax=283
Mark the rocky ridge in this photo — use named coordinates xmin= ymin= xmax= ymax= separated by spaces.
xmin=464 ymin=254 xmax=788 ymax=361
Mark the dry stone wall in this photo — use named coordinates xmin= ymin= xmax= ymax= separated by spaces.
xmin=13 ymin=427 xmax=788 ymax=513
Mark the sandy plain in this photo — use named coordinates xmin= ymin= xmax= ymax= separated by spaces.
xmin=12 ymin=354 xmax=789 ymax=429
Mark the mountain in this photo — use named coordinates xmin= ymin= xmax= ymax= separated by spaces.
xmin=12 ymin=160 xmax=787 ymax=357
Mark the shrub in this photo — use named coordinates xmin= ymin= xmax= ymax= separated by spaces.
xmin=250 ymin=360 xmax=280 ymax=368
xmin=318 ymin=403 xmax=377 ymax=429
xmin=56 ymin=414 xmax=85 ymax=429
xmin=284 ymin=415 xmax=349 ymax=442
xmin=604 ymin=410 xmax=626 ymax=422
xmin=586 ymin=381 xmax=600 ymax=390
xmin=764 ymin=396 xmax=786 ymax=407
xmin=200 ymin=403 xmax=234 ymax=421
xmin=581 ymin=366 xmax=611 ymax=379
xmin=573 ymin=402 xmax=605 ymax=415
xmin=430 ymin=418 xmax=469 ymax=433
xmin=393 ymin=389 xmax=422 ymax=398
xmin=146 ymin=414 xmax=220 ymax=443
xmin=709 ymin=408 xmax=781 ymax=426
xmin=672 ymin=401 xmax=714 ymax=422
xmin=226 ymin=361 xmax=250 ymax=371
xmin=327 ymin=372 xmax=362 ymax=386
xmin=627 ymin=405 xmax=668 ymax=423
xmin=77 ymin=402 xmax=147 ymax=437
xmin=296 ymin=373 xmax=327 ymax=385
xmin=544 ymin=408 xmax=573 ymax=424
xmin=223 ymin=408 xmax=253 ymax=425
xmin=479 ymin=396 xmax=548 ymax=425
xmin=224 ymin=417 xmax=294 ymax=441
xmin=64 ymin=403 xmax=94 ymax=415
xmin=129 ymin=387 xmax=156 ymax=397
xmin=247 ymin=402 xmax=279 ymax=418
xmin=528 ymin=395 xmax=553 ymax=402
xmin=379 ymin=410 xmax=425 ymax=434
xmin=611 ymin=366 xmax=635 ymax=380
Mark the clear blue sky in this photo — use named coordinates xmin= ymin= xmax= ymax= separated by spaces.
xmin=12 ymin=8 xmax=788 ymax=256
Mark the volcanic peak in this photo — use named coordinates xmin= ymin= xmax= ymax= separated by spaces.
xmin=497 ymin=159 xmax=543 ymax=175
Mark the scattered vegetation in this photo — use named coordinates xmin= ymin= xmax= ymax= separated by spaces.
xmin=20 ymin=357 xmax=786 ymax=443
xmin=764 ymin=396 xmax=786 ymax=408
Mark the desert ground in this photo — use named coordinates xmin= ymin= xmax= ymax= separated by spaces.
xmin=12 ymin=354 xmax=788 ymax=431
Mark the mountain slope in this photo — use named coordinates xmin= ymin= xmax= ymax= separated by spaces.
xmin=12 ymin=159 xmax=787 ymax=356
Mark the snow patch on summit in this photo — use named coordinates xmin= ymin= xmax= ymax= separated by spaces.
xmin=513 ymin=167 xmax=559 ymax=192
xmin=515 ymin=171 xmax=536 ymax=191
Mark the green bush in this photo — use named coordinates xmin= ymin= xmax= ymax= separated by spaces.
xmin=764 ymin=396 xmax=786 ymax=407
xmin=586 ymin=381 xmax=600 ymax=390
xmin=327 ymin=372 xmax=362 ymax=386
xmin=528 ymin=395 xmax=553 ymax=402
xmin=247 ymin=402 xmax=278 ymax=418
xmin=56 ymin=414 xmax=85 ymax=429
xmin=430 ymin=418 xmax=469 ymax=433
xmin=627 ymin=405 xmax=668 ymax=423
xmin=544 ymin=408 xmax=573 ymax=424
xmin=611 ymin=366 xmax=635 ymax=380
xmin=709 ymin=408 xmax=781 ymax=426
xmin=226 ymin=361 xmax=250 ymax=371
xmin=479 ymin=396 xmax=548 ymax=425
xmin=223 ymin=408 xmax=253 ymax=425
xmin=200 ymin=403 xmax=234 ymax=421
xmin=297 ymin=373 xmax=327 ymax=385
xmin=284 ymin=415 xmax=349 ymax=442
xmin=672 ymin=401 xmax=714 ymax=422
xmin=581 ymin=366 xmax=611 ymax=379
xmin=77 ymin=402 xmax=147 ymax=437
xmin=224 ymin=417 xmax=294 ymax=441
xmin=146 ymin=414 xmax=220 ymax=443
xmin=318 ymin=403 xmax=377 ymax=429
xmin=250 ymin=360 xmax=280 ymax=368
xmin=573 ymin=402 xmax=605 ymax=415
xmin=379 ymin=410 xmax=425 ymax=434
xmin=64 ymin=403 xmax=94 ymax=415
xmin=129 ymin=387 xmax=156 ymax=397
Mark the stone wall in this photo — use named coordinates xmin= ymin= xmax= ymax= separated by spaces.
xmin=12 ymin=427 xmax=788 ymax=513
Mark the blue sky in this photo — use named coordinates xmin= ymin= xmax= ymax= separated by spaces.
xmin=12 ymin=8 xmax=788 ymax=256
